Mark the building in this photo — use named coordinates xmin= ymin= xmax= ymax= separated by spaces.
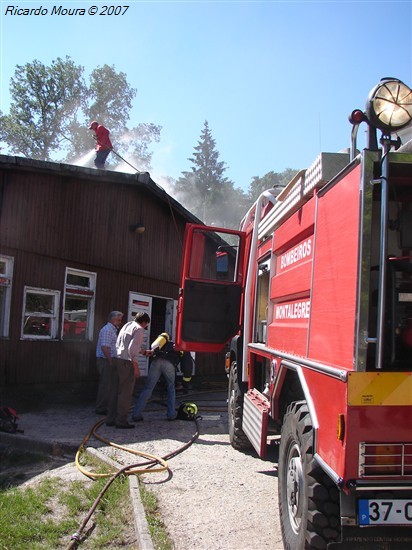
xmin=0 ymin=154 xmax=220 ymax=394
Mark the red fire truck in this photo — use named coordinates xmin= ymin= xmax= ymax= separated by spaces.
xmin=176 ymin=78 xmax=412 ymax=549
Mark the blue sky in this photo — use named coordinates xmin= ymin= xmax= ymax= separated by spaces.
xmin=1 ymin=1 xmax=411 ymax=191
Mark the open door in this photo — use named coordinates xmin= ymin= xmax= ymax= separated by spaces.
xmin=128 ymin=292 xmax=152 ymax=376
xmin=176 ymin=224 xmax=246 ymax=352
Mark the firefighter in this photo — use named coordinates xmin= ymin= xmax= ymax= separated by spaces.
xmin=151 ymin=332 xmax=193 ymax=392
xmin=176 ymin=350 xmax=194 ymax=393
xmin=88 ymin=121 xmax=113 ymax=169
xmin=132 ymin=332 xmax=183 ymax=421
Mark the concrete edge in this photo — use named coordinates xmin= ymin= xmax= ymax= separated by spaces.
xmin=86 ymin=447 xmax=154 ymax=550
xmin=129 ymin=475 xmax=155 ymax=550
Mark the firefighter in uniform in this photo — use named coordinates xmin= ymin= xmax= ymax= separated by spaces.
xmin=132 ymin=332 xmax=189 ymax=421
xmin=176 ymin=348 xmax=194 ymax=392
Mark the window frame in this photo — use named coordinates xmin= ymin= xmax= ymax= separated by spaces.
xmin=21 ymin=286 xmax=60 ymax=340
xmin=0 ymin=255 xmax=14 ymax=338
xmin=62 ymin=267 xmax=96 ymax=341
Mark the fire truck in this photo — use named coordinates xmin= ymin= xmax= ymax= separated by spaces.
xmin=176 ymin=78 xmax=412 ymax=549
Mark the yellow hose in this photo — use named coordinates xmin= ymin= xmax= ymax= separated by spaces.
xmin=75 ymin=418 xmax=168 ymax=479
xmin=69 ymin=414 xmax=200 ymax=548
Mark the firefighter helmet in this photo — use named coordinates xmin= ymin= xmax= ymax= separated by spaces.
xmin=176 ymin=402 xmax=198 ymax=420
xmin=183 ymin=402 xmax=198 ymax=417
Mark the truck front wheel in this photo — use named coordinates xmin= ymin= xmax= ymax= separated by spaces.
xmin=228 ymin=361 xmax=251 ymax=450
xmin=278 ymin=401 xmax=341 ymax=549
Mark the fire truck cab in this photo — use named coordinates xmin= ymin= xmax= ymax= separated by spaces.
xmin=176 ymin=78 xmax=412 ymax=549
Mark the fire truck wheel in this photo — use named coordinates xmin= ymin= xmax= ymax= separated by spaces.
xmin=278 ymin=401 xmax=341 ymax=549
xmin=228 ymin=361 xmax=252 ymax=450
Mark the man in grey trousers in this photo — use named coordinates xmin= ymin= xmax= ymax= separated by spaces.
xmin=95 ymin=311 xmax=123 ymax=415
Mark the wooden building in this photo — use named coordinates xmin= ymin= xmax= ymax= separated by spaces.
xmin=0 ymin=154 xmax=221 ymax=393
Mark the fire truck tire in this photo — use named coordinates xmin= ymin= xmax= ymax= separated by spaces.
xmin=228 ymin=361 xmax=252 ymax=450
xmin=278 ymin=401 xmax=341 ymax=550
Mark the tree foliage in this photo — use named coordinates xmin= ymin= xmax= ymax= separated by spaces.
xmin=0 ymin=57 xmax=160 ymax=171
xmin=0 ymin=57 xmax=302 ymax=225
xmin=175 ymin=121 xmax=248 ymax=227
xmin=0 ymin=57 xmax=86 ymax=160
xmin=174 ymin=121 xmax=299 ymax=228
xmin=247 ymin=168 xmax=298 ymax=204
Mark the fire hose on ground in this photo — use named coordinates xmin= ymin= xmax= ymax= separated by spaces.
xmin=66 ymin=413 xmax=200 ymax=549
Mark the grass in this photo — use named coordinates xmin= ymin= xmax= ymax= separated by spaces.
xmin=0 ymin=478 xmax=75 ymax=549
xmin=139 ymin=483 xmax=173 ymax=550
xmin=0 ymin=448 xmax=153 ymax=549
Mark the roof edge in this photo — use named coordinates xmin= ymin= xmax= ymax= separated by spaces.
xmin=0 ymin=153 xmax=203 ymax=225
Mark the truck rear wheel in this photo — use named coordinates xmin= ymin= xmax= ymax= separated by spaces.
xmin=228 ymin=361 xmax=251 ymax=450
xmin=278 ymin=401 xmax=341 ymax=549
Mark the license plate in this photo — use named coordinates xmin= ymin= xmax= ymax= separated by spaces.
xmin=359 ymin=499 xmax=412 ymax=525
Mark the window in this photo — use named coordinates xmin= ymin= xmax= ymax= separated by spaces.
xmin=0 ymin=255 xmax=14 ymax=337
xmin=63 ymin=268 xmax=96 ymax=341
xmin=22 ymin=287 xmax=60 ymax=339
xmin=254 ymin=258 xmax=271 ymax=343
xmin=188 ymin=229 xmax=241 ymax=282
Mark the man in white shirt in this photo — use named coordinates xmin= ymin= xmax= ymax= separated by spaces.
xmin=106 ymin=312 xmax=152 ymax=429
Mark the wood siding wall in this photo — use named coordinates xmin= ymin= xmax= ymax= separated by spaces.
xmin=0 ymin=163 xmax=222 ymax=388
xmin=1 ymin=170 xmax=183 ymax=283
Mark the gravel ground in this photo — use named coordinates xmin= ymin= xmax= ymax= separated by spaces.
xmin=1 ymin=386 xmax=284 ymax=550
xmin=96 ymin=389 xmax=284 ymax=550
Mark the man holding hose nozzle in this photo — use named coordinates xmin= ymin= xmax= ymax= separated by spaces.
xmin=88 ymin=120 xmax=113 ymax=169
xmin=132 ymin=332 xmax=193 ymax=422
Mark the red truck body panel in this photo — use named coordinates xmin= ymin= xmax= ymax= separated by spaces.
xmin=308 ymin=165 xmax=361 ymax=368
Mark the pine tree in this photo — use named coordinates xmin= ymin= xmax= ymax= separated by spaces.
xmin=176 ymin=121 xmax=245 ymax=226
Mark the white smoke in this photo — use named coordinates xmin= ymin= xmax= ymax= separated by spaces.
xmin=151 ymin=173 xmax=176 ymax=196
xmin=116 ymin=130 xmax=138 ymax=145
xmin=113 ymin=161 xmax=136 ymax=174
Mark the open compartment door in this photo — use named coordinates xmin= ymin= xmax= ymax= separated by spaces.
xmin=176 ymin=224 xmax=246 ymax=352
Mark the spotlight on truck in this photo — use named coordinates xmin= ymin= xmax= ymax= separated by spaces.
xmin=366 ymin=77 xmax=412 ymax=134
xmin=350 ymin=78 xmax=412 ymax=155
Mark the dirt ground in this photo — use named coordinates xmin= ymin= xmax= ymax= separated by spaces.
xmin=1 ymin=384 xmax=284 ymax=550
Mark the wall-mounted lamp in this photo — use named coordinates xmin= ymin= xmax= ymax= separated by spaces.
xmin=129 ymin=223 xmax=145 ymax=234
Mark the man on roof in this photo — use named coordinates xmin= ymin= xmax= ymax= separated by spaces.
xmin=88 ymin=121 xmax=113 ymax=169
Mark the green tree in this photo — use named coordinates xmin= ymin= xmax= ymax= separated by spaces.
xmin=63 ymin=64 xmax=137 ymax=161
xmin=247 ymin=168 xmax=298 ymax=203
xmin=0 ymin=58 xmax=161 ymax=171
xmin=0 ymin=57 xmax=86 ymax=160
xmin=176 ymin=121 xmax=247 ymax=227
xmin=61 ymin=64 xmax=161 ymax=171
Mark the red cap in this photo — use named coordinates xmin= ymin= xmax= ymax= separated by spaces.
xmin=88 ymin=121 xmax=98 ymax=130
